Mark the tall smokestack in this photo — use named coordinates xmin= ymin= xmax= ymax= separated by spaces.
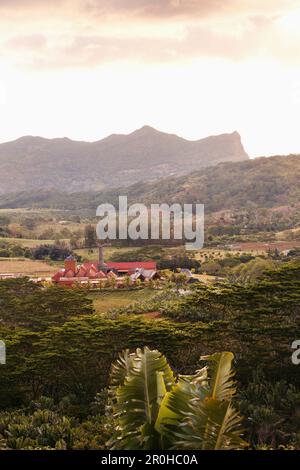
xmin=98 ymin=242 xmax=108 ymax=272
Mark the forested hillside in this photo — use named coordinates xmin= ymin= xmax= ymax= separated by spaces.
xmin=1 ymin=154 xmax=299 ymax=213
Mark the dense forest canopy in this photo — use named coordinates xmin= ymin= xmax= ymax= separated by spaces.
xmin=0 ymin=260 xmax=299 ymax=449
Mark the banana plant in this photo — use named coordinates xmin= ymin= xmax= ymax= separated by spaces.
xmin=107 ymin=347 xmax=247 ymax=450
xmin=169 ymin=353 xmax=247 ymax=449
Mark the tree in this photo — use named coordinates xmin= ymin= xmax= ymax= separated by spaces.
xmin=158 ymin=255 xmax=200 ymax=272
xmin=31 ymin=244 xmax=72 ymax=261
xmin=108 ymin=347 xmax=246 ymax=450
xmin=171 ymin=272 xmax=187 ymax=291
xmin=124 ymin=276 xmax=132 ymax=288
xmin=84 ymin=225 xmax=97 ymax=248
xmin=0 ymin=215 xmax=10 ymax=226
xmin=0 ymin=279 xmax=94 ymax=329
xmin=22 ymin=218 xmax=37 ymax=231
xmin=228 ymin=258 xmax=276 ymax=284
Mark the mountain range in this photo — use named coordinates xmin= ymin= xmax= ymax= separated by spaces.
xmin=0 ymin=126 xmax=248 ymax=194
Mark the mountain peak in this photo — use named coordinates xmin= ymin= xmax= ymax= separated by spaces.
xmin=131 ymin=125 xmax=160 ymax=136
xmin=231 ymin=130 xmax=241 ymax=138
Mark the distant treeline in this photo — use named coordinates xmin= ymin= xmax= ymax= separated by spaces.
xmin=0 ymin=242 xmax=73 ymax=261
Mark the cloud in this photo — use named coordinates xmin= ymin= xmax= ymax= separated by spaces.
xmin=83 ymin=0 xmax=300 ymax=19
xmin=7 ymin=20 xmax=296 ymax=70
xmin=1 ymin=0 xmax=300 ymax=69
xmin=0 ymin=0 xmax=298 ymax=18
xmin=84 ymin=0 xmax=226 ymax=18
xmin=0 ymin=0 xmax=64 ymax=8
xmin=5 ymin=34 xmax=47 ymax=51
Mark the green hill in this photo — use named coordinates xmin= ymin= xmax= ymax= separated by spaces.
xmin=0 ymin=154 xmax=299 ymax=213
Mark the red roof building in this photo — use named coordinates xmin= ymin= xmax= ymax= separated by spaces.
xmin=52 ymin=256 xmax=157 ymax=287
xmin=82 ymin=261 xmax=156 ymax=275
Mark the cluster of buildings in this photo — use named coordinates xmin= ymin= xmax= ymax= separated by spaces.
xmin=52 ymin=255 xmax=160 ymax=287
xmin=1 ymin=245 xmax=205 ymax=288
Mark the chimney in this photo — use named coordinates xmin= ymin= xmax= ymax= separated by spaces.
xmin=64 ymin=255 xmax=77 ymax=273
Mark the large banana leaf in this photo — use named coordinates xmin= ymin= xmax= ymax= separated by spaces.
xmin=156 ymin=352 xmax=245 ymax=449
xmin=201 ymin=352 xmax=235 ymax=401
xmin=176 ymin=397 xmax=246 ymax=450
xmin=155 ymin=368 xmax=208 ymax=433
xmin=108 ymin=348 xmax=246 ymax=450
xmin=109 ymin=347 xmax=175 ymax=449
xmin=174 ymin=352 xmax=246 ymax=450
xmin=109 ymin=349 xmax=134 ymax=390
xmin=154 ymin=376 xmax=201 ymax=449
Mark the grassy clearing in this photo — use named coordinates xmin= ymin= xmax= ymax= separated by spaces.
xmin=75 ymin=246 xmax=141 ymax=261
xmin=0 ymin=258 xmax=56 ymax=276
xmin=0 ymin=208 xmax=55 ymax=214
xmin=89 ymin=288 xmax=155 ymax=314
xmin=0 ymin=238 xmax=68 ymax=248
xmin=194 ymin=248 xmax=266 ymax=261
xmin=33 ymin=221 xmax=82 ymax=237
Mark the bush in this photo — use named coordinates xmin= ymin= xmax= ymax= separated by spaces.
xmin=31 ymin=244 xmax=72 ymax=261
xmin=157 ymin=255 xmax=200 ymax=271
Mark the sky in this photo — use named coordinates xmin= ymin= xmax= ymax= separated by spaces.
xmin=0 ymin=0 xmax=300 ymax=156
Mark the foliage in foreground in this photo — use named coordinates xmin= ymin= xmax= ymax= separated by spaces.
xmin=0 ymin=264 xmax=299 ymax=449
xmin=0 ymin=397 xmax=107 ymax=450
xmin=108 ymin=347 xmax=246 ymax=450
xmin=237 ymin=370 xmax=300 ymax=449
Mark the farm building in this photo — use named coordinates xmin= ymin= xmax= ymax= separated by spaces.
xmin=52 ymin=255 xmax=157 ymax=287
xmin=130 ymin=268 xmax=160 ymax=282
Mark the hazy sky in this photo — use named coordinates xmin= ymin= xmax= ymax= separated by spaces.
xmin=1 ymin=0 xmax=300 ymax=156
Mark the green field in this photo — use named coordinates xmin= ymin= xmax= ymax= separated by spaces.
xmin=0 ymin=208 xmax=59 ymax=214
xmin=0 ymin=237 xmax=68 ymax=248
xmin=0 ymin=257 xmax=57 ymax=276
xmin=89 ymin=288 xmax=155 ymax=314
xmin=75 ymin=246 xmax=141 ymax=261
